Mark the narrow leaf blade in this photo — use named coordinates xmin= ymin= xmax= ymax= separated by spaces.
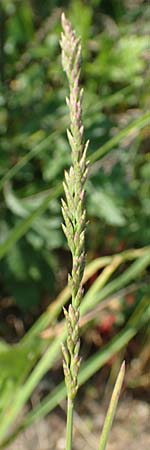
xmin=98 ymin=361 xmax=125 ymax=450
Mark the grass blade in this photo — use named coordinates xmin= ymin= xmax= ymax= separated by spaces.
xmin=90 ymin=112 xmax=150 ymax=163
xmin=0 ymin=252 xmax=149 ymax=443
xmin=1 ymin=295 xmax=149 ymax=449
xmin=23 ymin=247 xmax=149 ymax=342
xmin=0 ymin=114 xmax=149 ymax=259
xmin=98 ymin=362 xmax=125 ymax=450
xmin=81 ymin=251 xmax=150 ymax=314
xmin=0 ymin=113 xmax=149 ymax=193
xmin=23 ymin=255 xmax=112 ymax=342
xmin=0 ymin=133 xmax=58 ymax=192
xmin=0 ymin=184 xmax=62 ymax=260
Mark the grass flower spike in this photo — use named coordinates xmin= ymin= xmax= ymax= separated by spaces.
xmin=60 ymin=13 xmax=89 ymax=402
xmin=60 ymin=14 xmax=125 ymax=450
xmin=60 ymin=12 xmax=89 ymax=449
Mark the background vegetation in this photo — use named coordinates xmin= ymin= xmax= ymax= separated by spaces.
xmin=0 ymin=0 xmax=150 ymax=447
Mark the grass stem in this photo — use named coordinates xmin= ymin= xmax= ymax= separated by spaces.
xmin=66 ymin=398 xmax=74 ymax=450
xmin=98 ymin=361 xmax=125 ymax=450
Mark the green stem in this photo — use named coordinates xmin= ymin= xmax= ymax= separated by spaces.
xmin=66 ymin=398 xmax=74 ymax=450
xmin=98 ymin=362 xmax=125 ymax=450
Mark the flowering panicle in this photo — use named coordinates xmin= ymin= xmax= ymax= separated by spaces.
xmin=60 ymin=13 xmax=89 ymax=401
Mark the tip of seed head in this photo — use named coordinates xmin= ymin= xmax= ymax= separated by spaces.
xmin=61 ymin=12 xmax=66 ymax=25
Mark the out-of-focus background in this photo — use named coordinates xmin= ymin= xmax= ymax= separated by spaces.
xmin=0 ymin=0 xmax=150 ymax=449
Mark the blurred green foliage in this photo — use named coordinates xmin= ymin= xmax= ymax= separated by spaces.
xmin=0 ymin=0 xmax=150 ymax=314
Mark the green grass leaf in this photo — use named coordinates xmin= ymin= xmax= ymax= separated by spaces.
xmin=98 ymin=361 xmax=125 ymax=450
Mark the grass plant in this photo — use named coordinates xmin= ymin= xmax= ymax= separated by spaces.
xmin=60 ymin=13 xmax=125 ymax=450
xmin=60 ymin=13 xmax=89 ymax=449
xmin=0 ymin=8 xmax=149 ymax=450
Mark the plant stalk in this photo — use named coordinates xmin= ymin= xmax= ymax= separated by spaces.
xmin=66 ymin=398 xmax=74 ymax=450
xmin=98 ymin=361 xmax=125 ymax=450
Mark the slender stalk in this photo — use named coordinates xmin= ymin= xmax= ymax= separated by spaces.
xmin=98 ymin=361 xmax=125 ymax=450
xmin=66 ymin=399 xmax=74 ymax=450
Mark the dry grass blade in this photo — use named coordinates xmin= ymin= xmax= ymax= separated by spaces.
xmin=98 ymin=362 xmax=125 ymax=450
